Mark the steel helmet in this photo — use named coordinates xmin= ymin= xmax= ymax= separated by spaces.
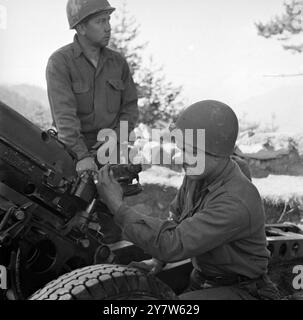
xmin=175 ymin=100 xmax=239 ymax=157
xmin=67 ymin=0 xmax=115 ymax=29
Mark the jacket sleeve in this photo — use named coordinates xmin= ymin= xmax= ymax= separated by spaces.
xmin=116 ymin=59 xmax=139 ymax=140
xmin=169 ymin=177 xmax=186 ymax=220
xmin=114 ymin=194 xmax=249 ymax=263
xmin=46 ymin=54 xmax=89 ymax=160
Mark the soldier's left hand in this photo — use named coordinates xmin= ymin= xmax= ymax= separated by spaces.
xmin=95 ymin=165 xmax=124 ymax=215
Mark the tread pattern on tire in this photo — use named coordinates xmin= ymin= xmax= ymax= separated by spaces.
xmin=30 ymin=264 xmax=178 ymax=300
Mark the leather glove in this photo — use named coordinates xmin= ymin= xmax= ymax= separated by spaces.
xmin=76 ymin=157 xmax=97 ymax=173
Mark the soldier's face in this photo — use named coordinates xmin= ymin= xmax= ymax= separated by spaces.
xmin=175 ymin=134 xmax=206 ymax=178
xmin=183 ymin=153 xmax=220 ymax=181
xmin=82 ymin=12 xmax=112 ymax=48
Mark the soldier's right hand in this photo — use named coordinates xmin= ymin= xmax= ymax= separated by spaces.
xmin=76 ymin=157 xmax=97 ymax=173
xmin=128 ymin=258 xmax=166 ymax=275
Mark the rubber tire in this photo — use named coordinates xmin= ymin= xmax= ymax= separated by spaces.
xmin=29 ymin=264 xmax=178 ymax=300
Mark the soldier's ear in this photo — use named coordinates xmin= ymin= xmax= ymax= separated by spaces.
xmin=76 ymin=23 xmax=86 ymax=36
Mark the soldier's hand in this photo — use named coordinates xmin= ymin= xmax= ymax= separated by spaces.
xmin=95 ymin=165 xmax=124 ymax=214
xmin=128 ymin=258 xmax=166 ymax=275
xmin=76 ymin=157 xmax=97 ymax=173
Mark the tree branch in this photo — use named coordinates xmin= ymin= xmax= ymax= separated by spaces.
xmin=255 ymin=0 xmax=303 ymax=52
xmin=263 ymin=73 xmax=303 ymax=77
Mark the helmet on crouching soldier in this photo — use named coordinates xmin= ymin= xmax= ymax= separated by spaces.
xmin=175 ymin=100 xmax=239 ymax=158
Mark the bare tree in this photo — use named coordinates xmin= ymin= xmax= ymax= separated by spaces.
xmin=109 ymin=3 xmax=184 ymax=127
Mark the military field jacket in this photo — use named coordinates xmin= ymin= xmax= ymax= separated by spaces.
xmin=46 ymin=35 xmax=138 ymax=160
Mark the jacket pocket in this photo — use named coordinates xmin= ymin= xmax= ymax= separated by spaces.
xmin=106 ymin=79 xmax=125 ymax=113
xmin=72 ymin=81 xmax=93 ymax=114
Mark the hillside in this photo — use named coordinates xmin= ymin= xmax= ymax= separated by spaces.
xmin=11 ymin=84 xmax=49 ymax=108
xmin=0 ymin=84 xmax=51 ymax=129
xmin=237 ymin=85 xmax=303 ymax=134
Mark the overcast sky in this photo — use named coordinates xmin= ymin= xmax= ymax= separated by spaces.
xmin=0 ymin=0 xmax=302 ymax=132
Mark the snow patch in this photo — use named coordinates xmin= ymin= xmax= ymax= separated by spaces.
xmin=252 ymin=175 xmax=303 ymax=204
xmin=139 ymin=166 xmax=184 ymax=189
xmin=238 ymin=132 xmax=303 ymax=156
xmin=239 ymin=144 xmax=264 ymax=154
xmin=139 ymin=166 xmax=303 ymax=205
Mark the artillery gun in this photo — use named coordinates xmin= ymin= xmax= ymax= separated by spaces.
xmin=0 ymin=100 xmax=303 ymax=300
xmin=0 ymin=101 xmax=177 ymax=300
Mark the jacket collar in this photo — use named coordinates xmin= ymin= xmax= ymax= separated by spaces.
xmin=191 ymin=158 xmax=235 ymax=194
xmin=207 ymin=159 xmax=236 ymax=192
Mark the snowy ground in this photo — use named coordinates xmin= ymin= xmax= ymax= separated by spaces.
xmin=237 ymin=132 xmax=303 ymax=156
xmin=252 ymin=175 xmax=303 ymax=205
xmin=139 ymin=166 xmax=303 ymax=206
xmin=139 ymin=166 xmax=184 ymax=189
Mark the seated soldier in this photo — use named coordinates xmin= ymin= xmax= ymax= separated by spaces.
xmin=95 ymin=100 xmax=280 ymax=300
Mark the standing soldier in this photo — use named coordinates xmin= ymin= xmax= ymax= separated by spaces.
xmin=46 ymin=0 xmax=139 ymax=172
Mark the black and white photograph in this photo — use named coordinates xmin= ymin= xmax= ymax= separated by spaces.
xmin=0 ymin=0 xmax=303 ymax=307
